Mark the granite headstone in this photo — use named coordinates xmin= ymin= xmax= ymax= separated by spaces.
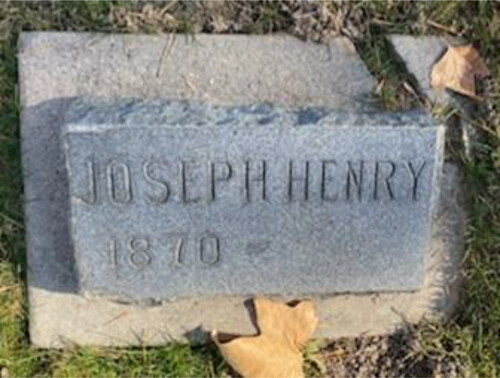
xmin=64 ymin=100 xmax=443 ymax=301
xmin=19 ymin=33 xmax=464 ymax=347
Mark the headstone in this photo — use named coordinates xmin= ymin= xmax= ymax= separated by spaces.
xmin=19 ymin=33 xmax=465 ymax=347
xmin=64 ymin=100 xmax=443 ymax=301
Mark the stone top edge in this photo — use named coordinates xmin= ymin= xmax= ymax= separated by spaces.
xmin=63 ymin=98 xmax=438 ymax=132
xmin=17 ymin=31 xmax=347 ymax=51
xmin=17 ymin=32 xmax=448 ymax=53
xmin=388 ymin=34 xmax=446 ymax=41
xmin=18 ymin=31 xmax=446 ymax=42
xmin=18 ymin=30 xmax=326 ymax=39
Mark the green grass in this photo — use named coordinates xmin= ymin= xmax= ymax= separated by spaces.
xmin=0 ymin=1 xmax=498 ymax=377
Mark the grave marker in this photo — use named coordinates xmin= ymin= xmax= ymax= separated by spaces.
xmin=63 ymin=100 xmax=443 ymax=301
xmin=19 ymin=33 xmax=464 ymax=347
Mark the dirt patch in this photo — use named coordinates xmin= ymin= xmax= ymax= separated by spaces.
xmin=322 ymin=329 xmax=464 ymax=377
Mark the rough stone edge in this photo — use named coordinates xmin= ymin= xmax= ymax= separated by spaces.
xmin=18 ymin=32 xmax=465 ymax=347
xmin=389 ymin=34 xmax=482 ymax=159
xmin=388 ymin=35 xmax=448 ymax=105
xmin=64 ymin=97 xmax=434 ymax=128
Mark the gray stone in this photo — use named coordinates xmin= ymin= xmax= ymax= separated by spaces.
xmin=19 ymin=32 xmax=464 ymax=347
xmin=63 ymin=99 xmax=443 ymax=301
xmin=389 ymin=35 xmax=481 ymax=159
xmin=389 ymin=35 xmax=448 ymax=104
xmin=19 ymin=32 xmax=375 ymax=109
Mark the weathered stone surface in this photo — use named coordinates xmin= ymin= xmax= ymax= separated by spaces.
xmin=19 ymin=32 xmax=375 ymax=109
xmin=19 ymin=32 xmax=464 ymax=347
xmin=389 ymin=35 xmax=448 ymax=104
xmin=64 ymin=99 xmax=443 ymax=301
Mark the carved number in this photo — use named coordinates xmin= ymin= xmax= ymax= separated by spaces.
xmin=199 ymin=234 xmax=220 ymax=265
xmin=172 ymin=234 xmax=187 ymax=267
xmin=107 ymin=233 xmax=220 ymax=271
xmin=128 ymin=237 xmax=152 ymax=269
xmin=108 ymin=236 xmax=153 ymax=271
xmin=172 ymin=234 xmax=220 ymax=267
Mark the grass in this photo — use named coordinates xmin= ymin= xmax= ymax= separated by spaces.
xmin=0 ymin=1 xmax=498 ymax=377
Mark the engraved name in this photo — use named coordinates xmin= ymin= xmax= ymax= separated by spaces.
xmin=71 ymin=158 xmax=428 ymax=205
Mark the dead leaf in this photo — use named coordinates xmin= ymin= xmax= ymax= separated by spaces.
xmin=212 ymin=298 xmax=318 ymax=378
xmin=430 ymin=44 xmax=490 ymax=99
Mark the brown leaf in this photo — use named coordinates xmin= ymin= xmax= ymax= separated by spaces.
xmin=212 ymin=298 xmax=318 ymax=378
xmin=430 ymin=44 xmax=490 ymax=99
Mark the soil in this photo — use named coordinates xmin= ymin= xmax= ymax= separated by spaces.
xmin=321 ymin=330 xmax=463 ymax=378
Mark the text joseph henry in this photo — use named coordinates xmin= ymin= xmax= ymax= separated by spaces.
xmin=72 ymin=158 xmax=428 ymax=205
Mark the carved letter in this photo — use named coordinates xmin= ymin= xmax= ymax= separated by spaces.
xmin=407 ymin=161 xmax=426 ymax=201
xmin=143 ymin=161 xmax=170 ymax=204
xmin=76 ymin=159 xmax=97 ymax=204
xmin=209 ymin=161 xmax=232 ymax=202
xmin=107 ymin=161 xmax=132 ymax=204
xmin=321 ymin=160 xmax=338 ymax=202
xmin=180 ymin=161 xmax=201 ymax=203
xmin=244 ymin=160 xmax=267 ymax=201
xmin=346 ymin=161 xmax=364 ymax=201
xmin=288 ymin=160 xmax=310 ymax=201
xmin=373 ymin=161 xmax=396 ymax=200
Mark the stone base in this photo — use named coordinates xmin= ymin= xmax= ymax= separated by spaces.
xmin=19 ymin=33 xmax=465 ymax=347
